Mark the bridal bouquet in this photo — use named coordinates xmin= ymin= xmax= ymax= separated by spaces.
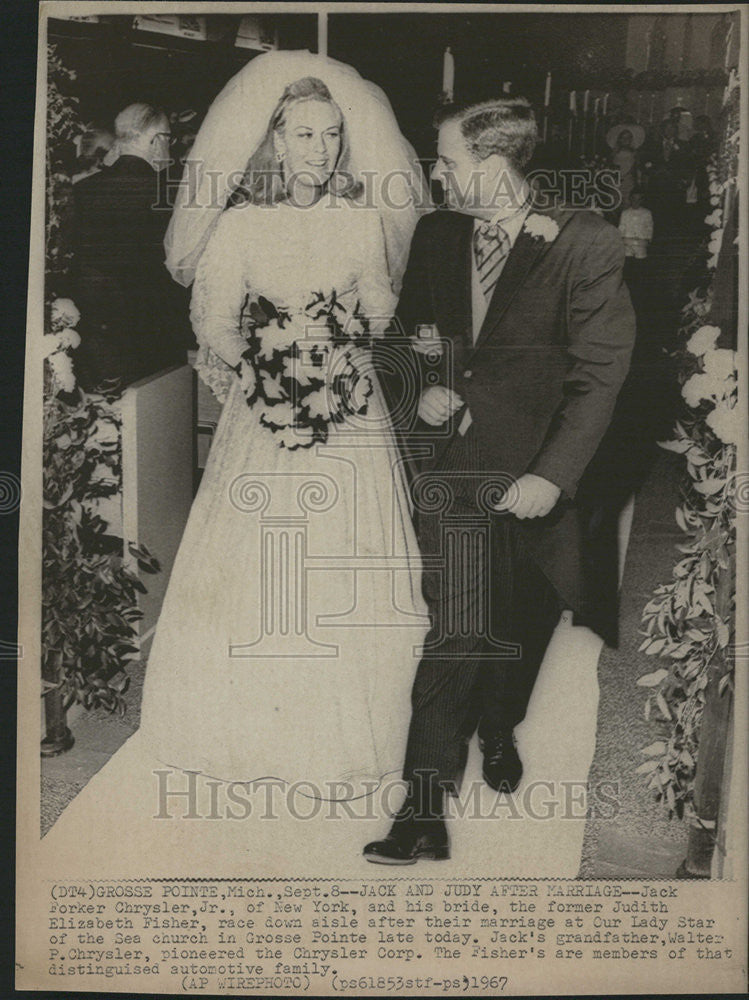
xmin=236 ymin=291 xmax=373 ymax=450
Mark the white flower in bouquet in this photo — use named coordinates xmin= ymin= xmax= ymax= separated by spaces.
xmin=256 ymin=319 xmax=298 ymax=361
xmin=523 ymin=213 xmax=559 ymax=242
xmin=260 ymin=372 xmax=285 ymax=401
xmin=705 ymin=398 xmax=738 ymax=447
xmin=43 ymin=333 xmax=63 ymax=358
xmin=305 ymin=387 xmax=336 ymax=421
xmin=260 ymin=400 xmax=295 ymax=429
xmin=301 ymin=317 xmax=333 ymax=342
xmin=57 ymin=327 xmax=81 ymax=351
xmin=686 ymin=325 xmax=721 ymax=356
xmin=704 ymin=210 xmax=722 ymax=228
xmin=283 ymin=355 xmax=314 ymax=387
xmin=50 ymin=298 xmax=80 ymax=330
xmin=349 ymin=373 xmax=373 ymax=412
xmin=342 ymin=316 xmax=366 ymax=341
xmin=707 ymin=253 xmax=719 ymax=269
xmin=702 ymin=347 xmax=736 ymax=383
xmin=48 ymin=350 xmax=75 ymax=392
xmin=238 ymin=356 xmax=256 ymax=398
xmin=276 ymin=426 xmax=315 ymax=450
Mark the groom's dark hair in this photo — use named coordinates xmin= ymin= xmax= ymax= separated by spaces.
xmin=435 ymin=97 xmax=538 ymax=174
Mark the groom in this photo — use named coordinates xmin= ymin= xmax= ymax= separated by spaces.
xmin=365 ymin=96 xmax=635 ymax=864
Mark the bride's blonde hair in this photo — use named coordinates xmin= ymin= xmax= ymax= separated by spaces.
xmin=228 ymin=77 xmax=362 ymax=207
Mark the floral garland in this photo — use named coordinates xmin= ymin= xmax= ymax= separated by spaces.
xmin=236 ymin=291 xmax=373 ymax=450
xmin=635 ymin=84 xmax=738 ymax=820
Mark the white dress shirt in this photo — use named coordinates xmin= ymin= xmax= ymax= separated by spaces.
xmin=618 ymin=206 xmax=653 ymax=259
xmin=471 ymin=203 xmax=531 ymax=342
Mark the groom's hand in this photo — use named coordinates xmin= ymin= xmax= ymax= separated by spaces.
xmin=495 ymin=473 xmax=562 ymax=519
xmin=418 ymin=386 xmax=464 ymax=426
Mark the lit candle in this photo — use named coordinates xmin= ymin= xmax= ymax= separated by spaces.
xmin=594 ymin=97 xmax=600 ymax=117
xmin=583 ymin=90 xmax=590 ymax=113
xmin=569 ymin=91 xmax=577 ymax=113
xmin=544 ymin=71 xmax=552 ymax=106
xmin=443 ymin=46 xmax=455 ymax=101
xmin=503 ymin=81 xmax=512 ymax=94
xmin=603 ymin=93 xmax=609 ymax=116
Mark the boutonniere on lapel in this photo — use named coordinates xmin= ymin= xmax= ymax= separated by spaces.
xmin=522 ymin=213 xmax=560 ymax=243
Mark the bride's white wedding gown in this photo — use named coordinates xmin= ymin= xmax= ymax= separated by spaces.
xmin=137 ymin=197 xmax=429 ymax=792
xmin=41 ymin=197 xmax=609 ymax=879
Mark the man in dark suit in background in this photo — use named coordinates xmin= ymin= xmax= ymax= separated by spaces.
xmin=365 ymin=97 xmax=636 ymax=864
xmin=73 ymin=103 xmax=189 ymax=391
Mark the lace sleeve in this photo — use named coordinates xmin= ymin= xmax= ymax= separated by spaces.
xmin=190 ymin=210 xmax=250 ymax=402
xmin=355 ymin=209 xmax=398 ymax=337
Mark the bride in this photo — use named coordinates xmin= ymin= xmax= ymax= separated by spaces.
xmin=137 ymin=52 xmax=431 ymax=796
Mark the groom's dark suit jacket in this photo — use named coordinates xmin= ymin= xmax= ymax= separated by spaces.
xmin=382 ymin=204 xmax=636 ymax=643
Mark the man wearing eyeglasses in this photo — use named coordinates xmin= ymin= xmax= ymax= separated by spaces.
xmin=73 ymin=103 xmax=189 ymax=391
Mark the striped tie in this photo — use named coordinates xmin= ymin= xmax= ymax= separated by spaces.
xmin=474 ymin=220 xmax=511 ymax=301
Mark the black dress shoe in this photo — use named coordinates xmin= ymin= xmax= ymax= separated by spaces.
xmin=363 ymin=783 xmax=450 ymax=865
xmin=479 ymin=729 xmax=523 ymax=792
xmin=363 ymin=817 xmax=449 ymax=865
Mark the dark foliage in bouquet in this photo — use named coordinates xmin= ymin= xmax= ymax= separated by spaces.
xmin=236 ymin=291 xmax=374 ymax=450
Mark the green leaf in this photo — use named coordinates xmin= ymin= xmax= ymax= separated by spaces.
xmin=637 ymin=669 xmax=668 ymax=687
xmin=656 ymin=691 xmax=672 ymax=720
xmin=716 ymin=620 xmax=730 ymax=648
xmin=636 ymin=759 xmax=660 ymax=774
xmin=659 ymin=439 xmax=691 ymax=454
xmin=641 ymin=741 xmax=667 ymax=756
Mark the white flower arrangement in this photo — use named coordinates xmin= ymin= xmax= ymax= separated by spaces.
xmin=47 ymin=350 xmax=76 ymax=393
xmin=707 ymin=229 xmax=724 ymax=256
xmin=523 ymin=213 xmax=559 ymax=243
xmin=680 ymin=342 xmax=738 ymax=447
xmin=50 ymin=297 xmax=80 ymax=329
xmin=686 ymin=325 xmax=721 ymax=357
xmin=45 ymin=296 xmax=82 ymax=393
xmin=705 ymin=399 xmax=738 ymax=447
